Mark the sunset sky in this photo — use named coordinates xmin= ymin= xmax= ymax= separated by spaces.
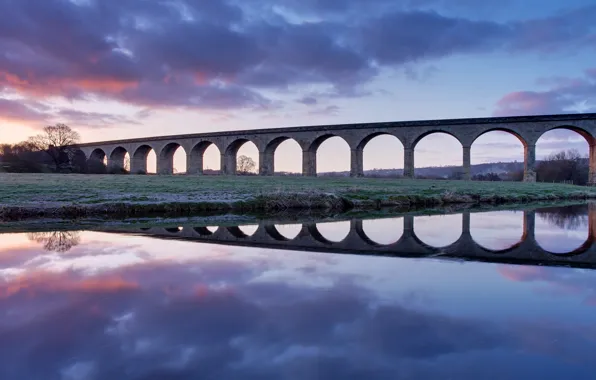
xmin=1 ymin=0 xmax=595 ymax=172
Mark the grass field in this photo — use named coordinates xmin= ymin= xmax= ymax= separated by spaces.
xmin=1 ymin=173 xmax=595 ymax=219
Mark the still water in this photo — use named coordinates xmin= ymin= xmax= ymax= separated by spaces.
xmin=1 ymin=204 xmax=596 ymax=379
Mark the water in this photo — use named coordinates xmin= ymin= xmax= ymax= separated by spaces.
xmin=2 ymin=204 xmax=596 ymax=379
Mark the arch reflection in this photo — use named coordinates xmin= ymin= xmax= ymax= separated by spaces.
xmin=362 ymin=218 xmax=403 ymax=245
xmin=315 ymin=221 xmax=350 ymax=243
xmin=471 ymin=211 xmax=524 ymax=252
xmin=274 ymin=224 xmax=302 ymax=240
xmin=414 ymin=214 xmax=462 ymax=248
xmin=535 ymin=205 xmax=590 ymax=255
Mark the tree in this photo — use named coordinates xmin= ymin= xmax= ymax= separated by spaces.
xmin=237 ymin=155 xmax=256 ymax=174
xmin=27 ymin=231 xmax=81 ymax=253
xmin=28 ymin=124 xmax=81 ymax=171
xmin=536 ymin=149 xmax=588 ymax=185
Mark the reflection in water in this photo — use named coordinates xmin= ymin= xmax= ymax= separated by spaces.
xmin=3 ymin=204 xmax=596 ymax=379
xmin=275 ymin=224 xmax=302 ymax=240
xmin=471 ymin=211 xmax=524 ymax=251
xmin=316 ymin=221 xmax=350 ymax=242
xmin=362 ymin=218 xmax=403 ymax=245
xmin=536 ymin=205 xmax=590 ymax=254
xmin=27 ymin=231 xmax=81 ymax=253
xmin=414 ymin=214 xmax=462 ymax=247
xmin=238 ymin=224 xmax=258 ymax=236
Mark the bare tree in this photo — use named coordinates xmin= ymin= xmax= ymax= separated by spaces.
xmin=28 ymin=124 xmax=81 ymax=171
xmin=237 ymin=155 xmax=257 ymax=174
xmin=27 ymin=231 xmax=81 ymax=253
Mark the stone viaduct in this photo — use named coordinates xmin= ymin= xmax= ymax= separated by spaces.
xmin=107 ymin=208 xmax=596 ymax=269
xmin=77 ymin=113 xmax=596 ymax=182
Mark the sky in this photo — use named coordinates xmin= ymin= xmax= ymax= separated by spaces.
xmin=1 ymin=0 xmax=596 ymax=173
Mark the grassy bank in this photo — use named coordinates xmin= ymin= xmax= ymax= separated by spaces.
xmin=1 ymin=173 xmax=595 ymax=220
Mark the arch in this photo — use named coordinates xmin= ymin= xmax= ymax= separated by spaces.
xmin=535 ymin=205 xmax=591 ymax=255
xmin=471 ymin=130 xmax=525 ymax=181
xmin=109 ymin=146 xmax=130 ymax=173
xmin=264 ymin=136 xmax=302 ymax=175
xmin=272 ymin=224 xmax=302 ymax=240
xmin=535 ymin=126 xmax=592 ymax=185
xmin=88 ymin=148 xmax=108 ymax=174
xmin=310 ymin=135 xmax=350 ymax=175
xmin=132 ymin=145 xmax=157 ymax=174
xmin=89 ymin=148 xmax=107 ymax=162
xmin=414 ymin=132 xmax=463 ymax=179
xmin=412 ymin=130 xmax=462 ymax=149
xmin=165 ymin=227 xmax=182 ymax=234
xmin=539 ymin=125 xmax=594 ymax=144
xmin=414 ymin=214 xmax=462 ymax=248
xmin=190 ymin=141 xmax=221 ymax=174
xmin=470 ymin=128 xmax=527 ymax=147
xmin=159 ymin=143 xmax=187 ymax=175
xmin=358 ymin=133 xmax=404 ymax=176
xmin=224 ymin=139 xmax=259 ymax=175
xmin=362 ymin=218 xmax=404 ymax=245
xmin=314 ymin=221 xmax=350 ymax=243
xmin=238 ymin=225 xmax=258 ymax=237
xmin=470 ymin=211 xmax=524 ymax=252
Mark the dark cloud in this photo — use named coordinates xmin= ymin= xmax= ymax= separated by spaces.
xmin=0 ymin=0 xmax=595 ymax=115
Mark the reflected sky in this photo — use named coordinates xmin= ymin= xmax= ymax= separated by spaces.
xmin=1 ymin=205 xmax=596 ymax=379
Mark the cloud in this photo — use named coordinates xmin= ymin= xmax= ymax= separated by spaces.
xmin=0 ymin=98 xmax=47 ymax=123
xmin=0 ymin=0 xmax=595 ymax=115
xmin=494 ymin=68 xmax=596 ymax=116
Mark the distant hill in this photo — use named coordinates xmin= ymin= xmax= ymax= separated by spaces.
xmin=318 ymin=161 xmax=525 ymax=178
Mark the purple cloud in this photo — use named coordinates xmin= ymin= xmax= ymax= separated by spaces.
xmin=494 ymin=68 xmax=596 ymax=116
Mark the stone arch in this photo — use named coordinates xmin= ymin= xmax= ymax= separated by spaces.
xmin=159 ymin=142 xmax=187 ymax=175
xmin=89 ymin=148 xmax=107 ymax=163
xmin=539 ymin=125 xmax=594 ymax=144
xmin=108 ymin=146 xmax=129 ymax=173
xmin=357 ymin=132 xmax=405 ymax=177
xmin=470 ymin=129 xmax=527 ymax=181
xmin=470 ymin=128 xmax=528 ymax=147
xmin=264 ymin=136 xmax=302 ymax=175
xmin=223 ymin=138 xmax=259 ymax=175
xmin=189 ymin=141 xmax=221 ymax=174
xmin=88 ymin=148 xmax=108 ymax=174
xmin=306 ymin=134 xmax=350 ymax=175
xmin=132 ymin=145 xmax=156 ymax=174
xmin=412 ymin=131 xmax=463 ymax=179
xmin=411 ymin=129 xmax=463 ymax=149
xmin=535 ymin=125 xmax=594 ymax=185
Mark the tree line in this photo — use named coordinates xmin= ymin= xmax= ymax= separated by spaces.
xmin=1 ymin=124 xmax=259 ymax=175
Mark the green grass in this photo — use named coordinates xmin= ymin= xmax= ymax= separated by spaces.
xmin=1 ymin=172 xmax=595 ymax=204
xmin=1 ymin=173 xmax=595 ymax=219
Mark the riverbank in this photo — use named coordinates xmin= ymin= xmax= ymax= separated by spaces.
xmin=1 ymin=173 xmax=595 ymax=220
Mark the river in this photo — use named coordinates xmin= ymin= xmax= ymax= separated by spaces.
xmin=1 ymin=203 xmax=595 ymax=379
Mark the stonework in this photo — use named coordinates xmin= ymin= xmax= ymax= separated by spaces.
xmin=76 ymin=113 xmax=596 ymax=183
